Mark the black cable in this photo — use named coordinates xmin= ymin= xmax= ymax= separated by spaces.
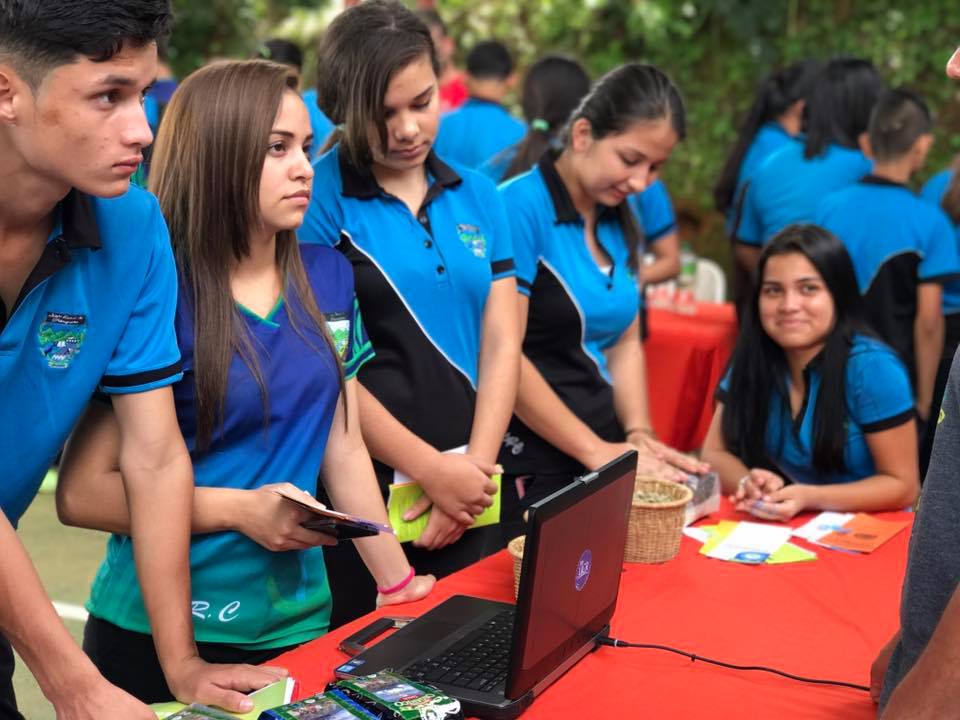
xmin=598 ymin=636 xmax=870 ymax=692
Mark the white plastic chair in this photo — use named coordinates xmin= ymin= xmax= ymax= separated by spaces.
xmin=693 ymin=258 xmax=726 ymax=303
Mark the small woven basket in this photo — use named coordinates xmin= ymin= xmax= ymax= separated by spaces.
xmin=507 ymin=536 xmax=525 ymax=598
xmin=625 ymin=480 xmax=693 ymax=563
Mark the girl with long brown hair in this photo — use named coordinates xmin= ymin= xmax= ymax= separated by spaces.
xmin=55 ymin=59 xmax=433 ymax=705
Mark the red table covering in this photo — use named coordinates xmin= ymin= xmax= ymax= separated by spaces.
xmin=270 ymin=501 xmax=910 ymax=719
xmin=645 ymin=303 xmax=738 ymax=451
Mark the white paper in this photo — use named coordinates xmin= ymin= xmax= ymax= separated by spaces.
xmin=792 ymin=512 xmax=855 ymax=545
xmin=683 ymin=526 xmax=712 ymax=544
xmin=705 ymin=521 xmax=792 ymax=564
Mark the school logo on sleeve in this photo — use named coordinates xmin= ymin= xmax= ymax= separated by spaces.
xmin=326 ymin=311 xmax=350 ymax=358
xmin=37 ymin=312 xmax=87 ymax=369
xmin=456 ymin=223 xmax=487 ymax=258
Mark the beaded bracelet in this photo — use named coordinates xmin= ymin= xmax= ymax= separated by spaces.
xmin=377 ymin=566 xmax=415 ymax=595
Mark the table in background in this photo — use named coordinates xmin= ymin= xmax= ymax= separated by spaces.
xmin=271 ymin=500 xmax=910 ymax=720
xmin=645 ymin=302 xmax=738 ymax=451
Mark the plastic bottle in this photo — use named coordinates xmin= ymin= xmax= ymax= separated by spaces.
xmin=674 ymin=242 xmax=697 ymax=314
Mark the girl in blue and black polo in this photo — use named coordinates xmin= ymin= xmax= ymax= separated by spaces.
xmin=497 ymin=63 xmax=705 ymax=538
xmin=299 ymin=0 xmax=520 ymax=625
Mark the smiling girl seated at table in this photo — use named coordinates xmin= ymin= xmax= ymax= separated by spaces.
xmin=702 ymin=224 xmax=920 ymax=521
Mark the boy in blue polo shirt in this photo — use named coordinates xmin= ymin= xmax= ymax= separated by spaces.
xmin=0 ymin=2 xmax=277 ymax=717
xmin=434 ymin=40 xmax=525 ymax=169
xmin=815 ymin=89 xmax=960 ymax=426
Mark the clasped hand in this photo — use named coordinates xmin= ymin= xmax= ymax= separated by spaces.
xmin=731 ymin=469 xmax=808 ymax=521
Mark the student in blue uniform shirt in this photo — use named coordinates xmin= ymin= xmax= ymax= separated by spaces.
xmin=815 ymin=89 xmax=960 ymax=431
xmin=481 ymin=54 xmax=591 ymax=183
xmin=300 ymin=0 xmax=520 ymax=625
xmin=0 ymin=3 xmax=278 ymax=717
xmin=56 ymin=60 xmax=434 ymax=704
xmin=434 ymin=40 xmax=525 ymax=169
xmin=630 ymin=178 xmax=680 ymax=287
xmin=257 ymin=38 xmax=336 ymax=158
xmin=498 ymin=63 xmax=705 ymax=540
xmin=702 ymin=225 xmax=919 ymax=520
xmin=735 ymin=58 xmax=884 ymax=274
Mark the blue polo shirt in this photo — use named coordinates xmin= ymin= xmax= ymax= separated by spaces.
xmin=435 ymin=98 xmax=526 ymax=169
xmin=717 ymin=335 xmax=914 ymax=485
xmin=0 ymin=188 xmax=182 ymax=525
xmin=301 ymin=89 xmax=336 ymax=160
xmin=499 ymin=153 xmax=639 ymax=475
xmin=727 ymin=122 xmax=793 ymax=234
xmin=628 ymin=179 xmax=677 ymax=246
xmin=300 ymin=146 xmax=515 ymax=484
xmin=815 ymin=176 xmax=960 ymax=377
xmin=921 ymin=169 xmax=960 ymax=314
xmin=737 ymin=139 xmax=872 ymax=246
xmin=87 ymin=244 xmax=374 ymax=648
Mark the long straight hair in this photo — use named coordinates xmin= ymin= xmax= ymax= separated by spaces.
xmin=562 ymin=63 xmax=686 ymax=270
xmin=802 ymin=57 xmax=884 ymax=159
xmin=501 ymin=54 xmax=591 ymax=182
xmin=713 ymin=60 xmax=820 ymax=213
xmin=315 ymin=0 xmax=440 ymax=169
xmin=721 ymin=224 xmax=868 ymax=473
xmin=150 ymin=60 xmax=344 ymax=451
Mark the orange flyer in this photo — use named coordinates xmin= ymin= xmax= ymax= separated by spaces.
xmin=818 ymin=513 xmax=909 ymax=553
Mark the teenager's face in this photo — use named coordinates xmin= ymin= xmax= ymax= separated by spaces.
xmin=571 ymin=117 xmax=678 ymax=207
xmin=259 ymin=90 xmax=314 ymax=236
xmin=1 ymin=42 xmax=156 ymax=197
xmin=758 ymin=252 xmax=836 ymax=353
xmin=369 ymin=54 xmax=439 ymax=174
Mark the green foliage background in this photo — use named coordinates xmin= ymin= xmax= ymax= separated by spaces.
xmin=166 ymin=0 xmax=960 ymax=263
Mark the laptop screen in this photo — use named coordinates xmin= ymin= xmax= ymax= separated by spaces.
xmin=506 ymin=453 xmax=636 ymax=699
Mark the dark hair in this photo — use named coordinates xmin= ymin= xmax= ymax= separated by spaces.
xmin=713 ymin=60 xmax=820 ymax=213
xmin=565 ymin=63 xmax=685 ymax=269
xmin=722 ymin=224 xmax=868 ymax=474
xmin=466 ymin=40 xmax=513 ymax=80
xmin=316 ymin=0 xmax=439 ymax=169
xmin=868 ymin=88 xmax=933 ymax=162
xmin=501 ymin=54 xmax=590 ymax=181
xmin=257 ymin=38 xmax=303 ymax=72
xmin=803 ymin=57 xmax=884 ymax=159
xmin=0 ymin=0 xmax=172 ymax=89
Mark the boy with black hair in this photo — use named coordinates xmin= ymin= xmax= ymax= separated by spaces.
xmin=0 ymin=2 xmax=282 ymax=717
xmin=434 ymin=40 xmax=524 ymax=169
xmin=815 ymin=88 xmax=960 ymax=430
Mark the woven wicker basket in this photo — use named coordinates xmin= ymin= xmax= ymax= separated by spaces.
xmin=625 ymin=480 xmax=693 ymax=563
xmin=507 ymin=536 xmax=525 ymax=598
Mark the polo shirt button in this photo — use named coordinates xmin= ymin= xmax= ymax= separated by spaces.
xmin=424 ymin=239 xmax=433 ymax=249
xmin=437 ymin=265 xmax=445 ymax=274
xmin=419 ymin=215 xmax=429 ymax=225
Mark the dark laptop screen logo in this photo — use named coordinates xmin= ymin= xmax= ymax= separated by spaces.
xmin=575 ymin=549 xmax=592 ymax=592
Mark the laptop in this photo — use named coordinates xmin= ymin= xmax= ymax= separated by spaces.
xmin=334 ymin=451 xmax=638 ymax=719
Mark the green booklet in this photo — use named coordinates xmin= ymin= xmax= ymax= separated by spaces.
xmin=387 ymin=475 xmax=501 ymax=544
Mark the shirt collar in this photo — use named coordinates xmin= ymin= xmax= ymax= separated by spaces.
xmin=58 ymin=189 xmax=103 ymax=250
xmin=338 ymin=146 xmax=462 ymax=199
xmin=859 ymin=174 xmax=908 ymax=190
xmin=537 ymin=150 xmax=620 ymax=225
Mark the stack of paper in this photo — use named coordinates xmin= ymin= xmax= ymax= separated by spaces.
xmin=686 ymin=521 xmax=817 ymax=565
xmin=792 ymin=512 xmax=855 ymax=546
xmin=793 ymin=512 xmax=909 ymax=553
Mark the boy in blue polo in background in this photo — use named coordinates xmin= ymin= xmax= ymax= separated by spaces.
xmin=434 ymin=40 xmax=525 ymax=169
xmin=0 ymin=2 xmax=280 ymax=717
xmin=815 ymin=89 xmax=960 ymax=434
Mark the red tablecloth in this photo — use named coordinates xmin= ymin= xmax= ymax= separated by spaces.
xmin=270 ymin=501 xmax=910 ymax=720
xmin=646 ymin=303 xmax=738 ymax=451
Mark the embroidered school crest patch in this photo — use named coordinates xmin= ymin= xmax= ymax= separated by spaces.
xmin=326 ymin=312 xmax=350 ymax=359
xmin=457 ymin=223 xmax=487 ymax=258
xmin=38 ymin=312 xmax=87 ymax=369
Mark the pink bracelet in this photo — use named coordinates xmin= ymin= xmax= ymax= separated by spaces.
xmin=377 ymin=566 xmax=415 ymax=595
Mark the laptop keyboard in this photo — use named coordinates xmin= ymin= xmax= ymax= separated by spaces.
xmin=403 ymin=609 xmax=515 ymax=692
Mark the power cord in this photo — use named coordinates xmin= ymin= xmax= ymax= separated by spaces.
xmin=598 ymin=636 xmax=870 ymax=692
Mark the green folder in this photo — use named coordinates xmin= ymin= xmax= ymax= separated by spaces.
xmin=387 ymin=476 xmax=501 ymax=544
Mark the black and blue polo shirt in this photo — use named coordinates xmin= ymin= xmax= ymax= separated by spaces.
xmin=737 ymin=139 xmax=872 ymax=246
xmin=0 ymin=187 xmax=182 ymax=524
xmin=498 ymin=153 xmax=640 ymax=475
xmin=815 ymin=175 xmax=960 ymax=377
xmin=300 ymin=146 xmax=515 ymax=485
xmin=628 ymin=178 xmax=676 ymax=247
xmin=434 ymin=98 xmax=526 ymax=170
xmin=921 ymin=169 xmax=960 ymax=315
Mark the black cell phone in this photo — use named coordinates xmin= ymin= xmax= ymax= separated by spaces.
xmin=301 ymin=515 xmax=383 ymax=539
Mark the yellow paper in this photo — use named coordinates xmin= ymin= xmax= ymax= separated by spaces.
xmin=699 ymin=521 xmax=816 ymax=564
xmin=388 ymin=476 xmax=501 ymax=544
xmin=152 ymin=678 xmax=294 ymax=719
